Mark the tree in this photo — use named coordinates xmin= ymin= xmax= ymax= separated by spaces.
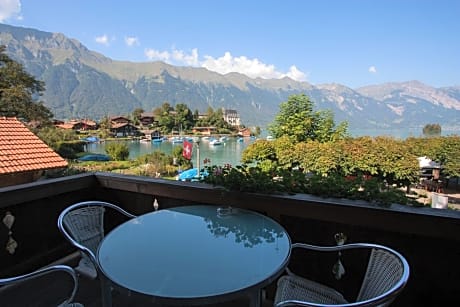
xmin=268 ymin=94 xmax=348 ymax=143
xmin=105 ymin=142 xmax=130 ymax=161
xmin=174 ymin=103 xmax=194 ymax=131
xmin=131 ymin=108 xmax=144 ymax=125
xmin=422 ymin=123 xmax=441 ymax=137
xmin=36 ymin=126 xmax=83 ymax=158
xmin=0 ymin=45 xmax=53 ymax=123
xmin=241 ymin=139 xmax=278 ymax=172
xmin=154 ymin=102 xmax=175 ymax=134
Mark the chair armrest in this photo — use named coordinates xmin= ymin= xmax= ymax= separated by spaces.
xmin=0 ymin=265 xmax=79 ymax=304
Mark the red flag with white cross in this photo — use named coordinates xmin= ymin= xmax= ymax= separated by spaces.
xmin=182 ymin=140 xmax=192 ymax=160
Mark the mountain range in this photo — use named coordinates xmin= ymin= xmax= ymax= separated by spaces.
xmin=1 ymin=23 xmax=459 ymax=136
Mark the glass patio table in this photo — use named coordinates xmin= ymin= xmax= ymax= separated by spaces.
xmin=97 ymin=205 xmax=291 ymax=306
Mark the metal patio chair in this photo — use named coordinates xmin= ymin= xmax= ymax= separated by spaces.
xmin=57 ymin=201 xmax=137 ymax=280
xmin=58 ymin=201 xmax=137 ymax=306
xmin=0 ymin=264 xmax=83 ymax=307
xmin=274 ymin=243 xmax=410 ymax=307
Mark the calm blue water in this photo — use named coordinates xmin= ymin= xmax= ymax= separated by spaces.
xmin=85 ymin=137 xmax=257 ymax=167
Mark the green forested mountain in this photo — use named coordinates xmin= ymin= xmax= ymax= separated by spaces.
xmin=1 ymin=23 xmax=459 ymax=132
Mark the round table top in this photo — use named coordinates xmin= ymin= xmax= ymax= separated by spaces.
xmin=97 ymin=205 xmax=291 ymax=303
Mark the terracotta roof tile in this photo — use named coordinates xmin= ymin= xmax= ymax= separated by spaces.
xmin=0 ymin=117 xmax=68 ymax=175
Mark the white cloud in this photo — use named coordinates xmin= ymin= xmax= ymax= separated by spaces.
xmin=95 ymin=34 xmax=110 ymax=46
xmin=368 ymin=66 xmax=377 ymax=73
xmin=283 ymin=65 xmax=307 ymax=81
xmin=145 ymin=48 xmax=170 ymax=61
xmin=0 ymin=0 xmax=22 ymax=22
xmin=144 ymin=47 xmax=308 ymax=82
xmin=125 ymin=36 xmax=139 ymax=47
xmin=172 ymin=48 xmax=199 ymax=66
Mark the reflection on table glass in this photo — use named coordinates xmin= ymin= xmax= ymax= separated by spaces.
xmin=97 ymin=205 xmax=291 ymax=304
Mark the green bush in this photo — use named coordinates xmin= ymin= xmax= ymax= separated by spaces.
xmin=105 ymin=142 xmax=130 ymax=161
xmin=202 ymin=165 xmax=413 ymax=206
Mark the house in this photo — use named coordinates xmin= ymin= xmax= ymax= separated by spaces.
xmin=191 ymin=126 xmax=217 ymax=135
xmin=237 ymin=127 xmax=251 ymax=137
xmin=140 ymin=113 xmax=156 ymax=126
xmin=54 ymin=119 xmax=97 ymax=131
xmin=418 ymin=156 xmax=442 ymax=178
xmin=0 ymin=117 xmax=68 ymax=187
xmin=80 ymin=119 xmax=98 ymax=130
xmin=110 ymin=116 xmax=131 ymax=125
xmin=222 ymin=108 xmax=241 ymax=127
xmin=110 ymin=122 xmax=140 ymax=137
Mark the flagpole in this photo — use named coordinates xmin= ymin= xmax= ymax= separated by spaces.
xmin=195 ymin=137 xmax=201 ymax=178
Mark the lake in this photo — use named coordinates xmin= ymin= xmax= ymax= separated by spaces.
xmin=85 ymin=137 xmax=257 ymax=167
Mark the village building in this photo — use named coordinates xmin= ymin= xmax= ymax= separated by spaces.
xmin=0 ymin=117 xmax=68 ymax=187
xmin=237 ymin=127 xmax=252 ymax=137
xmin=139 ymin=112 xmax=156 ymax=126
xmin=222 ymin=108 xmax=241 ymax=127
xmin=54 ymin=119 xmax=98 ymax=130
xmin=110 ymin=116 xmax=131 ymax=125
xmin=191 ymin=126 xmax=218 ymax=135
xmin=110 ymin=122 xmax=140 ymax=137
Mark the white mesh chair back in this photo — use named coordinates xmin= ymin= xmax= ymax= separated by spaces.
xmin=62 ymin=206 xmax=105 ymax=279
xmin=0 ymin=264 xmax=84 ymax=307
xmin=58 ymin=201 xmax=137 ymax=280
xmin=356 ymin=248 xmax=406 ymax=306
xmin=63 ymin=206 xmax=105 ymax=255
xmin=274 ymin=243 xmax=410 ymax=307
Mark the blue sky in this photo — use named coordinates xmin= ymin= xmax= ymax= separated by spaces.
xmin=1 ymin=0 xmax=459 ymax=88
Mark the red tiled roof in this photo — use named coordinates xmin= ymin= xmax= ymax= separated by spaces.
xmin=0 ymin=117 xmax=68 ymax=174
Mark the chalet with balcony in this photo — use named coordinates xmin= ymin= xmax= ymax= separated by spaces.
xmin=110 ymin=123 xmax=140 ymax=137
xmin=0 ymin=117 xmax=68 ymax=187
xmin=110 ymin=116 xmax=131 ymax=125
xmin=55 ymin=119 xmax=98 ymax=131
xmin=139 ymin=112 xmax=156 ymax=126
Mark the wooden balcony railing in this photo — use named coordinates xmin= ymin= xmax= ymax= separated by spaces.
xmin=1 ymin=172 xmax=459 ymax=306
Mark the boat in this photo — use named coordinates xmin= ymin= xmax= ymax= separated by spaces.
xmin=170 ymin=136 xmax=184 ymax=144
xmin=151 ymin=136 xmax=163 ymax=143
xmin=84 ymin=136 xmax=100 ymax=143
xmin=77 ymin=154 xmax=110 ymax=162
xmin=209 ymin=138 xmax=222 ymax=146
xmin=140 ymin=138 xmax=151 ymax=143
xmin=177 ymin=168 xmax=209 ymax=181
xmin=151 ymin=131 xmax=163 ymax=143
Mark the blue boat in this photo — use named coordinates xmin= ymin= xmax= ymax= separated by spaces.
xmin=77 ymin=154 xmax=111 ymax=161
xmin=84 ymin=136 xmax=100 ymax=143
xmin=151 ymin=131 xmax=163 ymax=143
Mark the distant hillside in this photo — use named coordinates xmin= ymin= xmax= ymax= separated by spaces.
xmin=1 ymin=23 xmax=459 ymax=134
